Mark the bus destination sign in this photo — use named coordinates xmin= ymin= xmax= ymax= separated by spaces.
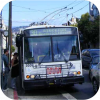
xmin=25 ymin=27 xmax=77 ymax=36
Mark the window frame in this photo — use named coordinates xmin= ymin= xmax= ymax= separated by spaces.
xmin=24 ymin=35 xmax=80 ymax=63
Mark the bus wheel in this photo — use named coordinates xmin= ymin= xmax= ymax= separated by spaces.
xmin=92 ymin=79 xmax=98 ymax=93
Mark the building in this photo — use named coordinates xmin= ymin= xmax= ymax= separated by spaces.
xmin=89 ymin=2 xmax=99 ymax=21
xmin=62 ymin=16 xmax=77 ymax=26
xmin=1 ymin=20 xmax=8 ymax=49
xmin=92 ymin=4 xmax=99 ymax=17
xmin=89 ymin=2 xmax=99 ymax=48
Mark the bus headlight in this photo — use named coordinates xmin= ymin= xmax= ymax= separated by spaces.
xmin=73 ymin=72 xmax=77 ymax=75
xmin=30 ymin=75 xmax=35 ymax=79
xmin=30 ymin=75 xmax=40 ymax=79
xmin=68 ymin=71 xmax=77 ymax=76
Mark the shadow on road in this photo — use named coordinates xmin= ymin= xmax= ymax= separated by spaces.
xmin=17 ymin=85 xmax=84 ymax=96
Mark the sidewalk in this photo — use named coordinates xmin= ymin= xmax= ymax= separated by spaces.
xmin=0 ymin=71 xmax=20 ymax=100
xmin=2 ymin=88 xmax=19 ymax=100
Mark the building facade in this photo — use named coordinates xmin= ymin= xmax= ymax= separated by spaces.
xmin=62 ymin=16 xmax=77 ymax=26
xmin=2 ymin=20 xmax=8 ymax=49
xmin=89 ymin=2 xmax=99 ymax=21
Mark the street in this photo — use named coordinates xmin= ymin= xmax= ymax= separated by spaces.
xmin=16 ymin=68 xmax=95 ymax=100
xmin=0 ymin=1 xmax=100 ymax=100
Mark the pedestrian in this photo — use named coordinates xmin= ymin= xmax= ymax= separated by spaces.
xmin=11 ymin=52 xmax=19 ymax=89
xmin=1 ymin=49 xmax=10 ymax=91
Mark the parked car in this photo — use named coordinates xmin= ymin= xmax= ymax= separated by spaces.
xmin=89 ymin=57 xmax=100 ymax=93
xmin=89 ymin=56 xmax=100 ymax=79
xmin=82 ymin=49 xmax=100 ymax=68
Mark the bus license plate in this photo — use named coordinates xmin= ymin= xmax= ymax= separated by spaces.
xmin=47 ymin=67 xmax=61 ymax=75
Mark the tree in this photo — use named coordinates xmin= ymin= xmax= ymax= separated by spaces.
xmin=78 ymin=12 xmax=99 ymax=48
xmin=91 ymin=16 xmax=99 ymax=47
xmin=78 ymin=13 xmax=90 ymax=40
xmin=11 ymin=45 xmax=15 ymax=53
xmin=87 ymin=16 xmax=100 ymax=47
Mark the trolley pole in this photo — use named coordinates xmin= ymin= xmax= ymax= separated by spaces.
xmin=8 ymin=1 xmax=12 ymax=67
xmin=66 ymin=14 xmax=69 ymax=26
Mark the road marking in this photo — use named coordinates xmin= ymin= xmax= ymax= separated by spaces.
xmin=62 ymin=93 xmax=77 ymax=100
xmin=59 ymin=91 xmax=77 ymax=100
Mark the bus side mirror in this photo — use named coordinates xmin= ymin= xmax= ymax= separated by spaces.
xmin=16 ymin=36 xmax=21 ymax=47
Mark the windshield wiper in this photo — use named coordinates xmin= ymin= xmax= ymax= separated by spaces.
xmin=56 ymin=42 xmax=74 ymax=76
xmin=39 ymin=43 xmax=50 ymax=65
xmin=56 ymin=42 xmax=68 ymax=63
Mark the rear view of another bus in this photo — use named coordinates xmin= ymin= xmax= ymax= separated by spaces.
xmin=16 ymin=25 xmax=84 ymax=90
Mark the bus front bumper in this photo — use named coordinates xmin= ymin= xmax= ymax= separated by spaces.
xmin=23 ymin=76 xmax=84 ymax=90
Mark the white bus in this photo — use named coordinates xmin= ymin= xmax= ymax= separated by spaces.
xmin=16 ymin=25 xmax=84 ymax=90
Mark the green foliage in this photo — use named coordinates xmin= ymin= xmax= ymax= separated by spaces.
xmin=11 ymin=45 xmax=15 ymax=53
xmin=77 ymin=12 xmax=99 ymax=46
xmin=78 ymin=13 xmax=90 ymax=33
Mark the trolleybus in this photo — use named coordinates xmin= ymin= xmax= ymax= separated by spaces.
xmin=16 ymin=25 xmax=84 ymax=90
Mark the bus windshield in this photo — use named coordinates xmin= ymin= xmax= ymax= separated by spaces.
xmin=24 ymin=36 xmax=80 ymax=63
xmin=53 ymin=36 xmax=79 ymax=62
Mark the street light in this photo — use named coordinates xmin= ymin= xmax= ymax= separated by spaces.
xmin=4 ymin=30 xmax=8 ymax=49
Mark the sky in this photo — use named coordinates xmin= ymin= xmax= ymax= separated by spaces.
xmin=0 ymin=0 xmax=91 ymax=27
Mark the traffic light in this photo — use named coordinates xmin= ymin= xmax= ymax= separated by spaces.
xmin=16 ymin=34 xmax=22 ymax=47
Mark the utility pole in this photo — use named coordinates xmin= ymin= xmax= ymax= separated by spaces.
xmin=0 ymin=10 xmax=3 ymax=74
xmin=8 ymin=1 xmax=12 ymax=67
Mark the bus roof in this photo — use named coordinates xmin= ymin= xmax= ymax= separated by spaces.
xmin=24 ymin=25 xmax=77 ymax=30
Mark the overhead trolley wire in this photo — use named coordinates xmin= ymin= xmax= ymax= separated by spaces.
xmin=3 ymin=3 xmax=89 ymax=24
xmin=12 ymin=5 xmax=48 ymax=13
xmin=68 ymin=3 xmax=89 ymax=15
xmin=45 ymin=0 xmax=77 ymax=10
xmin=40 ymin=0 xmax=86 ymax=22
xmin=46 ymin=0 xmax=85 ymax=22
xmin=47 ymin=7 xmax=73 ymax=23
xmin=3 ymin=0 xmax=84 ymax=13
xmin=11 ymin=0 xmax=77 ymax=12
xmin=47 ymin=3 xmax=89 ymax=23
